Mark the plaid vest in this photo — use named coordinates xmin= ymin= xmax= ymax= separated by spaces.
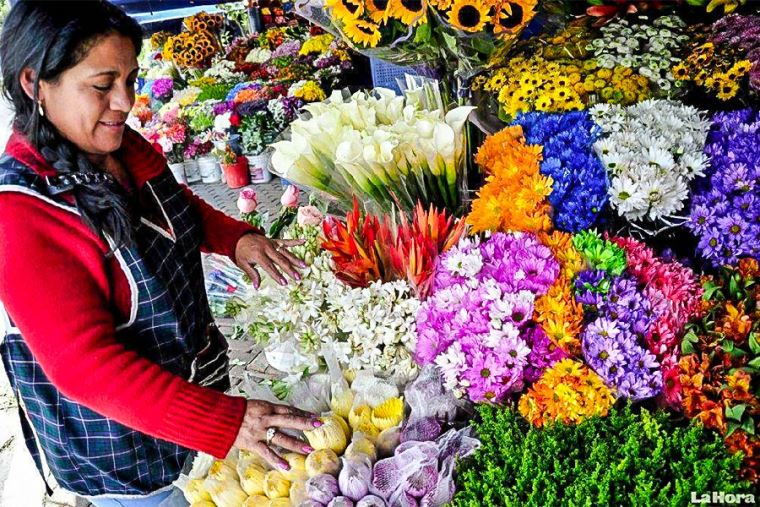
xmin=0 ymin=155 xmax=230 ymax=496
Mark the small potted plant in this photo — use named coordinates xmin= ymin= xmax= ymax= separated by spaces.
xmin=216 ymin=145 xmax=250 ymax=189
xmin=239 ymin=111 xmax=274 ymax=184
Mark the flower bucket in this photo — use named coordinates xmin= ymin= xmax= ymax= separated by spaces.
xmin=223 ymin=156 xmax=250 ymax=189
xmin=184 ymin=159 xmax=202 ymax=184
xmin=198 ymin=156 xmax=221 ymax=183
xmin=246 ymin=152 xmax=273 ymax=184
xmin=168 ymin=162 xmax=187 ymax=184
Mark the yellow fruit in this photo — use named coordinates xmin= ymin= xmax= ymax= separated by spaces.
xmin=371 ymin=397 xmax=404 ymax=431
xmin=184 ymin=478 xmax=212 ymax=503
xmin=264 ymin=470 xmax=291 ymax=499
xmin=206 ymin=479 xmax=248 ymax=507
xmin=190 ymin=502 xmax=216 ymax=507
xmin=349 ymin=405 xmax=372 ymax=431
xmin=268 ymin=499 xmax=292 ymax=507
xmin=208 ymin=460 xmax=239 ymax=482
xmin=290 ymin=480 xmax=308 ymax=505
xmin=345 ymin=435 xmax=377 ymax=463
xmin=330 ymin=388 xmax=355 ymax=419
xmin=305 ymin=448 xmax=341 ymax=477
xmin=282 ymin=453 xmax=308 ymax=482
xmin=241 ymin=464 xmax=267 ymax=496
xmin=304 ymin=415 xmax=349 ymax=454
xmin=243 ymin=496 xmax=270 ymax=507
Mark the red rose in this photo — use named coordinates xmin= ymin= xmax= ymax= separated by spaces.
xmin=230 ymin=113 xmax=241 ymax=127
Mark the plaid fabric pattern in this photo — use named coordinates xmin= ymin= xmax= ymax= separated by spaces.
xmin=0 ymin=157 xmax=230 ymax=496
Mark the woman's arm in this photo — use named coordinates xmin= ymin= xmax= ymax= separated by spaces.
xmin=0 ymin=192 xmax=246 ymax=458
xmin=180 ymin=185 xmax=260 ymax=261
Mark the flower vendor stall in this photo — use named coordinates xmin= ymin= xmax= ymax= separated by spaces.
xmin=121 ymin=1 xmax=760 ymax=506
xmin=129 ymin=10 xmax=357 ymax=187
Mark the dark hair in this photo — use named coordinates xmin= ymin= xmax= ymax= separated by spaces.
xmin=0 ymin=0 xmax=144 ymax=249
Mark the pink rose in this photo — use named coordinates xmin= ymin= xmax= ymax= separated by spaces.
xmin=296 ymin=205 xmax=324 ymax=227
xmin=237 ymin=188 xmax=258 ymax=214
xmin=280 ymin=185 xmax=300 ymax=208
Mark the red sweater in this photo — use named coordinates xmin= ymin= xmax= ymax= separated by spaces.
xmin=0 ymin=130 xmax=251 ymax=458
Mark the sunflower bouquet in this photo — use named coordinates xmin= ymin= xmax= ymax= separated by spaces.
xmin=295 ymin=0 xmax=539 ymax=76
xmin=295 ymin=0 xmax=441 ymax=65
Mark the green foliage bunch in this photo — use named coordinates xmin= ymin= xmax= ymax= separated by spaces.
xmin=454 ymin=405 xmax=752 ymax=507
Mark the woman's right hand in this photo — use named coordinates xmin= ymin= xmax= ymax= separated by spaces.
xmin=233 ymin=399 xmax=321 ymax=471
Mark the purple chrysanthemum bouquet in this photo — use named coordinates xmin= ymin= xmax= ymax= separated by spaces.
xmin=579 ymin=275 xmax=662 ymax=401
xmin=688 ymin=108 xmax=760 ymax=266
xmin=415 ymin=232 xmax=566 ymax=403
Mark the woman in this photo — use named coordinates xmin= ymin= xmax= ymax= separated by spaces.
xmin=0 ymin=1 xmax=318 ymax=505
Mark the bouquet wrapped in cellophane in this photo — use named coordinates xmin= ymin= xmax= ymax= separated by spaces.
xmin=295 ymin=0 xmax=546 ymax=81
xmin=271 ymin=79 xmax=475 ymax=216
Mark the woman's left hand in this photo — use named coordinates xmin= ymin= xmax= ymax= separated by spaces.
xmin=235 ymin=233 xmax=306 ymax=289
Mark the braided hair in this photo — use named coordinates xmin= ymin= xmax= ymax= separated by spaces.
xmin=0 ymin=0 xmax=144 ymax=249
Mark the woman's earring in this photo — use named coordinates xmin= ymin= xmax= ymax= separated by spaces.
xmin=37 ymin=100 xmax=44 ymax=117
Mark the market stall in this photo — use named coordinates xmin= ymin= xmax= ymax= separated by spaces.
xmin=125 ymin=1 xmax=759 ymax=505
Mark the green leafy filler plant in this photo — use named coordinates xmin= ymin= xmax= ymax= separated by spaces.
xmin=454 ymin=404 xmax=752 ymax=507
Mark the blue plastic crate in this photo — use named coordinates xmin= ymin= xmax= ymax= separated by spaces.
xmin=370 ymin=58 xmax=437 ymax=95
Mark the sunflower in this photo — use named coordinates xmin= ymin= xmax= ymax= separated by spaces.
xmin=326 ymin=0 xmax=364 ymax=23
xmin=449 ymin=0 xmax=489 ymax=32
xmin=429 ymin=0 xmax=452 ymax=10
xmin=390 ymin=0 xmax=427 ymax=26
xmin=366 ymin=0 xmax=393 ymax=23
xmin=343 ymin=18 xmax=382 ymax=47
xmin=732 ymin=60 xmax=752 ymax=75
xmin=672 ymin=62 xmax=690 ymax=81
xmin=493 ymin=0 xmax=536 ymax=36
xmin=716 ymin=80 xmax=739 ymax=101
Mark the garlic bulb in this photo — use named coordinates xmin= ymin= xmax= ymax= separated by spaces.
xmin=338 ymin=457 xmax=372 ymax=501
xmin=190 ymin=502 xmax=216 ymax=507
xmin=282 ymin=453 xmax=308 ymax=482
xmin=371 ymin=397 xmax=404 ymax=431
xmin=306 ymin=473 xmax=340 ymax=504
xmin=242 ymin=496 xmax=269 ymax=507
xmin=240 ymin=464 xmax=267 ymax=496
xmin=264 ymin=470 xmax=291 ymax=499
xmin=268 ymin=499 xmax=291 ymax=507
xmin=327 ymin=497 xmax=355 ymax=507
xmin=306 ymin=448 xmax=341 ymax=477
xmin=184 ymin=478 xmax=212 ymax=503
xmin=356 ymin=495 xmax=386 ymax=507
xmin=305 ymin=415 xmax=349 ymax=454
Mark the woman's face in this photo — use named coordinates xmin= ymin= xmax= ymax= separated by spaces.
xmin=38 ymin=33 xmax=139 ymax=157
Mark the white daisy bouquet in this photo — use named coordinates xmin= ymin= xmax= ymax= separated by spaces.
xmin=590 ymin=99 xmax=710 ymax=235
xmin=235 ymin=241 xmax=421 ymax=385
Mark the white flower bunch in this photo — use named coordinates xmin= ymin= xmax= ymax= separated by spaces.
xmin=235 ymin=248 xmax=420 ymax=383
xmin=591 ymin=100 xmax=710 ymax=226
xmin=271 ymin=85 xmax=474 ymax=214
xmin=203 ymin=59 xmax=247 ymax=83
xmin=587 ymin=15 xmax=689 ymax=93
xmin=245 ymin=47 xmax=272 ymax=64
